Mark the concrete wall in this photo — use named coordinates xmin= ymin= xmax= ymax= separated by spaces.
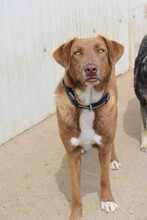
xmin=0 ymin=0 xmax=145 ymax=144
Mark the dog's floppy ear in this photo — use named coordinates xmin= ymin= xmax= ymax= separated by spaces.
xmin=53 ymin=39 xmax=75 ymax=68
xmin=99 ymin=35 xmax=124 ymax=64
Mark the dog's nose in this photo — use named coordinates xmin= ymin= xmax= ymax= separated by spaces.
xmin=84 ymin=64 xmax=97 ymax=76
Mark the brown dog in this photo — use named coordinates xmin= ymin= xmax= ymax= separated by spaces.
xmin=53 ymin=35 xmax=124 ymax=220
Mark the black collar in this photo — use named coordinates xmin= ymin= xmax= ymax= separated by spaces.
xmin=63 ymin=80 xmax=110 ymax=110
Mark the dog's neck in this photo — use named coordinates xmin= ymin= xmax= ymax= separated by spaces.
xmin=76 ymin=85 xmax=104 ymax=106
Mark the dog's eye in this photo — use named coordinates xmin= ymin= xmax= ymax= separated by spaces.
xmin=97 ymin=48 xmax=105 ymax=54
xmin=73 ymin=50 xmax=82 ymax=56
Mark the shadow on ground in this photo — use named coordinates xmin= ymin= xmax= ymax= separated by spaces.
xmin=55 ymin=149 xmax=100 ymax=203
xmin=123 ymin=98 xmax=140 ymax=142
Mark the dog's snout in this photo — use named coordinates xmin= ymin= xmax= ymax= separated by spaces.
xmin=84 ymin=64 xmax=97 ymax=76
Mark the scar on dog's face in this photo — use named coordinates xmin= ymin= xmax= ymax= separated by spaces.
xmin=53 ymin=35 xmax=124 ymax=86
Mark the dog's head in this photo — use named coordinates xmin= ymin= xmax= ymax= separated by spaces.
xmin=53 ymin=35 xmax=124 ymax=86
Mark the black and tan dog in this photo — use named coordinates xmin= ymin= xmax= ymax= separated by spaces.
xmin=134 ymin=34 xmax=147 ymax=152
xmin=53 ymin=35 xmax=124 ymax=220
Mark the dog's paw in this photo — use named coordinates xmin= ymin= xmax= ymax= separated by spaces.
xmin=101 ymin=201 xmax=118 ymax=212
xmin=141 ymin=130 xmax=147 ymax=152
xmin=110 ymin=160 xmax=121 ymax=170
xmin=140 ymin=144 xmax=147 ymax=152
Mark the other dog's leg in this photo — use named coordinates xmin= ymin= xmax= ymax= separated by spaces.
xmin=68 ymin=148 xmax=82 ymax=220
xmin=110 ymin=143 xmax=121 ymax=170
xmin=140 ymin=104 xmax=147 ymax=152
xmin=98 ymin=146 xmax=118 ymax=212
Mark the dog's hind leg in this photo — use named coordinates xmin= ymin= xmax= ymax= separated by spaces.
xmin=140 ymin=104 xmax=147 ymax=152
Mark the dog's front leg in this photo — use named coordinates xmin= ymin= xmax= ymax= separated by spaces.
xmin=98 ymin=145 xmax=118 ymax=212
xmin=68 ymin=148 xmax=82 ymax=220
xmin=110 ymin=142 xmax=121 ymax=170
xmin=140 ymin=104 xmax=147 ymax=152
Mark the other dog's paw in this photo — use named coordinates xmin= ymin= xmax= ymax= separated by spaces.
xmin=110 ymin=160 xmax=121 ymax=170
xmin=140 ymin=143 xmax=147 ymax=152
xmin=101 ymin=201 xmax=118 ymax=212
xmin=141 ymin=130 xmax=147 ymax=152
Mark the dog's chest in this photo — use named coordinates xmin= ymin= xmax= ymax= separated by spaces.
xmin=78 ymin=87 xmax=102 ymax=150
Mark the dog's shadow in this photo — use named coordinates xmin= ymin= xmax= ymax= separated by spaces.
xmin=123 ymin=97 xmax=140 ymax=142
xmin=55 ymin=149 xmax=100 ymax=203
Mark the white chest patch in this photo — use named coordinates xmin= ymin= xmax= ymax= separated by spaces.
xmin=70 ymin=86 xmax=103 ymax=151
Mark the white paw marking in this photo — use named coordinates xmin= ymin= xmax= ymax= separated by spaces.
xmin=70 ymin=137 xmax=80 ymax=146
xmin=101 ymin=201 xmax=118 ymax=212
xmin=141 ymin=130 xmax=147 ymax=152
xmin=111 ymin=160 xmax=121 ymax=170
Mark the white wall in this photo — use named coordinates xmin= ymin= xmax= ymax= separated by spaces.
xmin=129 ymin=0 xmax=147 ymax=66
xmin=0 ymin=0 xmax=56 ymax=144
xmin=0 ymin=0 xmax=143 ymax=144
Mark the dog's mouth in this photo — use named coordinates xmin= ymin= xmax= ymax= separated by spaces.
xmin=85 ymin=76 xmax=101 ymax=84
xmin=85 ymin=77 xmax=98 ymax=83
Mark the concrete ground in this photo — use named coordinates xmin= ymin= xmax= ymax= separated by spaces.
xmin=0 ymin=71 xmax=147 ymax=220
